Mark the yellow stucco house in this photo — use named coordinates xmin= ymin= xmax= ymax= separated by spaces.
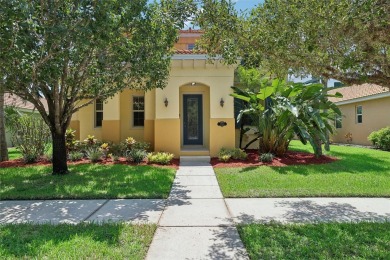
xmin=329 ymin=84 xmax=390 ymax=145
xmin=70 ymin=29 xmax=237 ymax=157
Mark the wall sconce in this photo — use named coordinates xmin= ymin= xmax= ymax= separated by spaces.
xmin=220 ymin=98 xmax=225 ymax=107
xmin=164 ymin=98 xmax=169 ymax=107
xmin=191 ymin=82 xmax=196 ymax=86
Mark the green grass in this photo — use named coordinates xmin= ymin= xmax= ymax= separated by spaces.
xmin=215 ymin=141 xmax=390 ymax=197
xmin=7 ymin=147 xmax=22 ymax=160
xmin=238 ymin=222 xmax=390 ymax=260
xmin=0 ymin=164 xmax=175 ymax=199
xmin=0 ymin=223 xmax=155 ymax=259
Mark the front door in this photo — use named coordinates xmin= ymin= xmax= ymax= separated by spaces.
xmin=183 ymin=94 xmax=203 ymax=145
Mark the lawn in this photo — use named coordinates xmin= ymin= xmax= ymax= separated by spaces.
xmin=0 ymin=164 xmax=175 ymax=199
xmin=238 ymin=222 xmax=390 ymax=259
xmin=7 ymin=147 xmax=22 ymax=160
xmin=215 ymin=141 xmax=390 ymax=197
xmin=0 ymin=223 xmax=155 ymax=259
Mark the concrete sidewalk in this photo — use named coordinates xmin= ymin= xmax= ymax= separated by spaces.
xmin=2 ymin=197 xmax=389 ymax=225
xmin=146 ymin=161 xmax=249 ymax=260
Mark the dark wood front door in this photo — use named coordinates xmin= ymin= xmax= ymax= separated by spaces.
xmin=183 ymin=94 xmax=203 ymax=145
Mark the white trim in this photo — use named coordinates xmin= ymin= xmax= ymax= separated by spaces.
xmin=335 ymin=91 xmax=390 ymax=105
xmin=172 ymin=54 xmax=222 ymax=60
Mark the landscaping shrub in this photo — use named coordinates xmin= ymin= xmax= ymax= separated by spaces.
xmin=260 ymin=153 xmax=274 ymax=162
xmin=231 ymin=148 xmax=248 ymax=160
xmin=219 ymin=154 xmax=231 ymax=162
xmin=9 ymin=114 xmax=51 ymax=163
xmin=124 ymin=137 xmax=136 ymax=150
xmin=68 ymin=151 xmax=84 ymax=161
xmin=368 ymin=127 xmax=390 ymax=151
xmin=100 ymin=143 xmax=110 ymax=159
xmin=84 ymin=135 xmax=98 ymax=146
xmin=109 ymin=143 xmax=126 ymax=156
xmin=65 ymin=128 xmax=78 ymax=152
xmin=112 ymin=154 xmax=120 ymax=162
xmin=43 ymin=143 xmax=53 ymax=162
xmin=132 ymin=141 xmax=151 ymax=151
xmin=218 ymin=147 xmax=247 ymax=162
xmin=126 ymin=149 xmax=147 ymax=164
xmin=147 ymin=152 xmax=174 ymax=165
xmin=85 ymin=147 xmax=102 ymax=163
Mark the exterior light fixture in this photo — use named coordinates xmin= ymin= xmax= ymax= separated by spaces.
xmin=164 ymin=98 xmax=168 ymax=107
xmin=191 ymin=82 xmax=196 ymax=86
xmin=220 ymin=98 xmax=224 ymax=107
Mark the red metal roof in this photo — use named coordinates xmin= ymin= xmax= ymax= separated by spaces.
xmin=328 ymin=84 xmax=389 ymax=103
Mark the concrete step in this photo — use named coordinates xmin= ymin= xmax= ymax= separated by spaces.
xmin=180 ymin=156 xmax=211 ymax=163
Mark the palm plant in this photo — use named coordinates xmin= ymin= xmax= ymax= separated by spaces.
xmin=232 ymin=78 xmax=342 ymax=157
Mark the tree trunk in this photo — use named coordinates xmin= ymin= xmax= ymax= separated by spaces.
xmin=0 ymin=90 xmax=9 ymax=161
xmin=313 ymin=133 xmax=323 ymax=157
xmin=51 ymin=130 xmax=68 ymax=175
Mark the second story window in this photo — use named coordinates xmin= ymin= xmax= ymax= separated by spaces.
xmin=187 ymin=43 xmax=195 ymax=50
xmin=356 ymin=105 xmax=363 ymax=124
xmin=95 ymin=99 xmax=103 ymax=127
xmin=133 ymin=96 xmax=144 ymax=127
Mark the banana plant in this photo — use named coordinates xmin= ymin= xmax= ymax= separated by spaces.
xmin=232 ymin=78 xmax=342 ymax=156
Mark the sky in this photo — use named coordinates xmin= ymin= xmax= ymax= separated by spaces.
xmin=233 ymin=0 xmax=264 ymax=12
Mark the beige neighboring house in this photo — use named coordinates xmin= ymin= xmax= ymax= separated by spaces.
xmin=4 ymin=93 xmax=48 ymax=147
xmin=328 ymin=84 xmax=390 ymax=145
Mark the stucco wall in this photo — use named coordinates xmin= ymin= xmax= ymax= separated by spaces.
xmin=119 ymin=89 xmax=145 ymax=142
xmin=71 ymin=89 xmax=147 ymax=143
xmin=73 ymin=101 xmax=102 ymax=141
xmin=71 ymin=59 xmax=236 ymax=156
xmin=332 ymin=96 xmax=390 ymax=145
xmin=154 ymin=60 xmax=236 ymax=156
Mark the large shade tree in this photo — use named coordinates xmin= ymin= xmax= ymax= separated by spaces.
xmin=197 ymin=0 xmax=390 ymax=88
xmin=0 ymin=0 xmax=196 ymax=174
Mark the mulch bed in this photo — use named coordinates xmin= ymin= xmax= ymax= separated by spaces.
xmin=0 ymin=150 xmax=336 ymax=169
xmin=211 ymin=149 xmax=337 ymax=168
xmin=0 ymin=157 xmax=180 ymax=169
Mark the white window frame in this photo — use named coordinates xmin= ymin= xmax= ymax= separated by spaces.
xmin=356 ymin=105 xmax=363 ymax=124
xmin=132 ymin=96 xmax=145 ymax=127
xmin=95 ymin=99 xmax=103 ymax=128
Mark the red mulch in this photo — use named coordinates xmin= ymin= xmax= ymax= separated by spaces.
xmin=0 ymin=151 xmax=335 ymax=169
xmin=0 ymin=157 xmax=180 ymax=169
xmin=211 ymin=149 xmax=337 ymax=168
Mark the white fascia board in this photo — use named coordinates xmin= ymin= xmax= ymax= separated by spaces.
xmin=172 ymin=54 xmax=222 ymax=60
xmin=335 ymin=91 xmax=390 ymax=106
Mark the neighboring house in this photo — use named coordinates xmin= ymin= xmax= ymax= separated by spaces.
xmin=328 ymin=84 xmax=390 ymax=145
xmin=70 ymin=29 xmax=237 ymax=157
xmin=4 ymin=93 xmax=48 ymax=147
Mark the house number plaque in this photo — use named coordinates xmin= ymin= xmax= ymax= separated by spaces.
xmin=217 ymin=121 xmax=227 ymax=127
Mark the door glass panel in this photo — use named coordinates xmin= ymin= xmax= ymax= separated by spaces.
xmin=187 ymin=97 xmax=199 ymax=140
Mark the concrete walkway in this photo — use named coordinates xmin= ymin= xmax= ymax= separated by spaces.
xmin=146 ymin=161 xmax=249 ymax=260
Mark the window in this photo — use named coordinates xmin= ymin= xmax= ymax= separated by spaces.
xmin=95 ymin=99 xmax=103 ymax=127
xmin=133 ymin=96 xmax=144 ymax=127
xmin=335 ymin=115 xmax=342 ymax=129
xmin=356 ymin=105 xmax=363 ymax=123
xmin=187 ymin=43 xmax=195 ymax=50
